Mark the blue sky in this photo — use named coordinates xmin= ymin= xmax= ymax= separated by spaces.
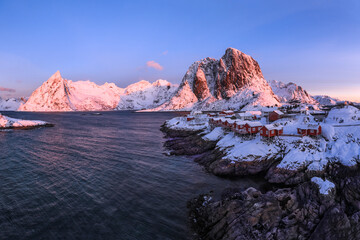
xmin=0 ymin=0 xmax=359 ymax=100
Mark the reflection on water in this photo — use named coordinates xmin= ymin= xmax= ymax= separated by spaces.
xmin=0 ymin=111 xmax=262 ymax=239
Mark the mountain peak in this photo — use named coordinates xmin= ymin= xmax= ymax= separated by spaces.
xmin=151 ymin=48 xmax=279 ymax=111
xmin=269 ymin=80 xmax=316 ymax=104
xmin=47 ymin=70 xmax=64 ymax=83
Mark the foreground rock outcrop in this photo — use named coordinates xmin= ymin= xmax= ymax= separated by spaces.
xmin=162 ymin=121 xmax=360 ymax=239
xmin=188 ymin=165 xmax=360 ymax=240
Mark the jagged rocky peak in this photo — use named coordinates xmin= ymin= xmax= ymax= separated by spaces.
xmin=19 ymin=70 xmax=74 ymax=111
xmin=152 ymin=47 xmax=280 ymax=111
xmin=183 ymin=48 xmax=266 ymax=101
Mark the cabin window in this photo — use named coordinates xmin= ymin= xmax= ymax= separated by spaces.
xmin=252 ymin=128 xmax=255 ymax=131
xmin=266 ymin=131 xmax=269 ymax=134
xmin=271 ymin=130 xmax=274 ymax=134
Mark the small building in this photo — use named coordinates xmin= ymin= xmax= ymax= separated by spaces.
xmin=233 ymin=120 xmax=249 ymax=134
xmin=235 ymin=111 xmax=261 ymax=121
xmin=269 ymin=110 xmax=284 ymax=122
xmin=225 ymin=119 xmax=235 ymax=129
xmin=219 ymin=110 xmax=235 ymax=117
xmin=207 ymin=113 xmax=217 ymax=117
xmin=245 ymin=122 xmax=263 ymax=134
xmin=297 ymin=124 xmax=322 ymax=136
xmin=260 ymin=125 xmax=284 ymax=137
xmin=187 ymin=116 xmax=195 ymax=121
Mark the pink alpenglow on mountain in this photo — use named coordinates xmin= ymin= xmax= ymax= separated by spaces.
xmin=151 ymin=48 xmax=281 ymax=111
xmin=18 ymin=71 xmax=178 ymax=111
xmin=269 ymin=80 xmax=316 ymax=104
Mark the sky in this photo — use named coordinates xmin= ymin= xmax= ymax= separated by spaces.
xmin=0 ymin=0 xmax=359 ymax=101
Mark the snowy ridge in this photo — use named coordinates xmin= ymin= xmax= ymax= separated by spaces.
xmin=269 ymin=80 xmax=316 ymax=104
xmin=150 ymin=48 xmax=281 ymax=111
xmin=0 ymin=114 xmax=49 ymax=128
xmin=19 ymin=71 xmax=178 ymax=111
xmin=0 ymin=97 xmax=25 ymax=111
xmin=313 ymin=95 xmax=340 ymax=105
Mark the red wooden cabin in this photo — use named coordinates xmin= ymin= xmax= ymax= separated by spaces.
xmin=260 ymin=125 xmax=284 ymax=137
xmin=245 ymin=122 xmax=263 ymax=134
xmin=269 ymin=110 xmax=284 ymax=122
xmin=297 ymin=125 xmax=322 ymax=136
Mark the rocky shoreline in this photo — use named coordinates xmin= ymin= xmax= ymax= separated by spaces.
xmin=0 ymin=123 xmax=55 ymax=130
xmin=161 ymin=124 xmax=360 ymax=240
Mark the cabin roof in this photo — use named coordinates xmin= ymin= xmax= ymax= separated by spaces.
xmin=222 ymin=110 xmax=234 ymax=114
xmin=273 ymin=110 xmax=284 ymax=115
xmin=262 ymin=124 xmax=283 ymax=130
xmin=298 ymin=124 xmax=321 ymax=130
xmin=246 ymin=121 xmax=262 ymax=127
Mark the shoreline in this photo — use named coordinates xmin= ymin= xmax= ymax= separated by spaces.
xmin=161 ymin=123 xmax=360 ymax=239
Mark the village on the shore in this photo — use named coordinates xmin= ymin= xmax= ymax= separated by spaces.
xmin=164 ymin=100 xmax=360 ymax=189
xmin=184 ymin=100 xmax=359 ymax=139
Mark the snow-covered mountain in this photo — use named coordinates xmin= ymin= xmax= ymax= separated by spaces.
xmin=313 ymin=95 xmax=340 ymax=105
xmin=0 ymin=97 xmax=26 ymax=111
xmin=116 ymin=79 xmax=178 ymax=110
xmin=18 ymin=71 xmax=178 ymax=111
xmin=150 ymin=48 xmax=280 ymax=111
xmin=269 ymin=80 xmax=316 ymax=104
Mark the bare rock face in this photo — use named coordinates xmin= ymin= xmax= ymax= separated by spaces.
xmin=188 ymin=181 xmax=339 ymax=240
xmin=153 ymin=48 xmax=280 ymax=111
xmin=218 ymin=48 xmax=264 ymax=99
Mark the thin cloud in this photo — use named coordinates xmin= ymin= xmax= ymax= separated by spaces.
xmin=146 ymin=61 xmax=164 ymax=71
xmin=162 ymin=50 xmax=168 ymax=55
xmin=0 ymin=87 xmax=15 ymax=92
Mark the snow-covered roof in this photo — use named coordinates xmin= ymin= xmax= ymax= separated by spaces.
xmin=273 ymin=110 xmax=284 ymax=115
xmin=234 ymin=120 xmax=248 ymax=125
xmin=298 ymin=124 xmax=320 ymax=130
xmin=246 ymin=111 xmax=262 ymax=116
xmin=236 ymin=112 xmax=253 ymax=117
xmin=222 ymin=110 xmax=234 ymax=114
xmin=262 ymin=124 xmax=283 ymax=130
xmin=246 ymin=121 xmax=262 ymax=127
xmin=191 ymin=110 xmax=203 ymax=115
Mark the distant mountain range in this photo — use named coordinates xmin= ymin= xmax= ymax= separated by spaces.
xmin=18 ymin=71 xmax=178 ymax=111
xmin=0 ymin=48 xmax=348 ymax=112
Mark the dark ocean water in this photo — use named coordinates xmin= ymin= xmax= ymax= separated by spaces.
xmin=0 ymin=111 xmax=261 ymax=240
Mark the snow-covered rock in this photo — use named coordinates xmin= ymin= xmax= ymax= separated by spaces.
xmin=0 ymin=97 xmax=25 ymax=111
xmin=269 ymin=80 xmax=316 ymax=104
xmin=0 ymin=114 xmax=50 ymax=129
xmin=311 ymin=177 xmax=335 ymax=195
xmin=325 ymin=105 xmax=360 ymax=124
xmin=151 ymin=48 xmax=281 ymax=111
xmin=18 ymin=71 xmax=177 ymax=111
